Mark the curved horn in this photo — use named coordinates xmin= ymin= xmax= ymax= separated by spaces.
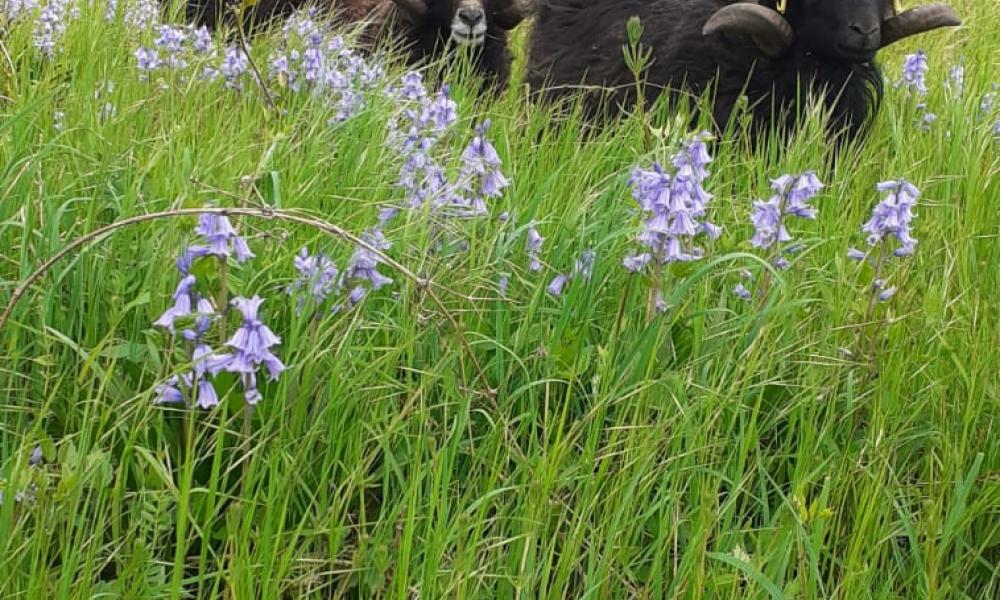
xmin=702 ymin=3 xmax=794 ymax=59
xmin=494 ymin=0 xmax=536 ymax=30
xmin=390 ymin=0 xmax=428 ymax=18
xmin=881 ymin=4 xmax=961 ymax=47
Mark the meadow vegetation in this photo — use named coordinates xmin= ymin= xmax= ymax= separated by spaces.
xmin=1 ymin=0 xmax=998 ymax=597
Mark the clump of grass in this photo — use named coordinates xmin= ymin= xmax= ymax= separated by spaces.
xmin=1 ymin=1 xmax=998 ymax=598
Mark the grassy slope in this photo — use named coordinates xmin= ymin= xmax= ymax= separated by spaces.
xmin=1 ymin=1 xmax=998 ymax=597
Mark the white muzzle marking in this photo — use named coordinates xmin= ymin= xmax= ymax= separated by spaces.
xmin=450 ymin=4 xmax=488 ymax=47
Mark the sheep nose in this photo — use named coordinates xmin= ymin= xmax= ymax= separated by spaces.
xmin=849 ymin=23 xmax=880 ymax=37
xmin=458 ymin=7 xmax=485 ymax=27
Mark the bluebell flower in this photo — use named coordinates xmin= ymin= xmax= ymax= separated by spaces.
xmin=733 ymin=283 xmax=752 ymax=301
xmin=347 ymin=229 xmax=393 ymax=291
xmin=209 ymin=296 xmax=284 ymax=405
xmin=915 ymin=102 xmax=938 ymax=131
xmin=220 ymin=46 xmax=249 ymax=89
xmin=302 ymin=46 xmax=325 ymax=84
xmin=194 ymin=213 xmax=254 ymax=263
xmin=749 ymin=197 xmax=790 ymax=250
xmin=348 ymin=285 xmax=367 ymax=306
xmin=525 ymin=227 xmax=544 ymax=272
xmin=155 ymin=25 xmax=186 ymax=54
xmin=333 ymin=89 xmax=366 ymax=122
xmin=546 ymin=274 xmax=568 ymax=297
xmin=104 ymin=0 xmax=118 ymax=22
xmin=134 ymin=47 xmax=160 ymax=76
xmin=421 ymin=85 xmax=459 ymax=132
xmin=29 ymin=446 xmax=44 ymax=467
xmin=457 ymin=120 xmax=510 ymax=215
xmin=287 ymin=247 xmax=343 ymax=311
xmin=947 ymin=62 xmax=964 ymax=97
xmin=623 ymin=133 xmax=719 ymax=272
xmin=847 ymin=247 xmax=868 ymax=261
xmin=654 ymin=290 xmax=668 ymax=313
xmin=878 ymin=286 xmax=898 ymax=302
xmin=154 ymin=375 xmax=186 ymax=404
xmin=125 ymin=0 xmax=159 ymax=31
xmin=981 ymin=91 xmax=996 ymax=115
xmin=395 ymin=71 xmax=428 ymax=101
xmin=862 ymin=179 xmax=919 ymax=256
xmin=190 ymin=343 xmax=220 ymax=409
xmin=191 ymin=25 xmax=214 ymax=55
xmin=901 ymin=50 xmax=928 ymax=95
xmin=498 ymin=274 xmax=510 ymax=297
xmin=4 ymin=0 xmax=39 ymax=22
xmin=153 ymin=275 xmax=196 ymax=333
xmin=176 ymin=245 xmax=211 ymax=275
xmin=748 ymin=171 xmax=823 ymax=266
xmin=574 ymin=249 xmax=596 ymax=282
xmin=32 ymin=0 xmax=71 ymax=57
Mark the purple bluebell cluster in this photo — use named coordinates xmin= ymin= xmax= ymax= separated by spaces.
xmin=623 ymin=133 xmax=720 ymax=273
xmin=899 ymin=50 xmax=939 ymax=130
xmin=749 ymin=172 xmax=823 ymax=266
xmin=31 ymin=0 xmax=71 ymax=57
xmin=286 ymin=247 xmax=343 ymax=313
xmin=385 ymin=74 xmax=460 ymax=216
xmin=219 ymin=46 xmax=251 ymax=90
xmin=731 ymin=171 xmax=823 ymax=300
xmin=901 ymin=50 xmax=929 ymax=95
xmin=854 ymin=180 xmax=920 ymax=258
xmin=733 ymin=283 xmax=752 ymax=301
xmin=456 ymin=120 xmax=510 ymax=217
xmin=915 ymin=103 xmax=938 ymax=131
xmin=207 ymin=297 xmax=285 ymax=405
xmin=123 ymin=0 xmax=158 ymax=31
xmin=266 ymin=10 xmax=385 ymax=122
xmin=381 ymin=73 xmax=509 ymax=231
xmin=0 ymin=446 xmax=45 ymax=507
xmin=194 ymin=213 xmax=255 ymax=262
xmin=153 ymin=210 xmax=279 ymax=408
xmin=133 ymin=23 xmax=218 ymax=81
xmin=848 ymin=180 xmax=920 ymax=303
xmin=2 ymin=0 xmax=40 ymax=23
xmin=152 ymin=274 xmax=223 ymax=408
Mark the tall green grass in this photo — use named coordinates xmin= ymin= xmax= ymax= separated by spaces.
xmin=1 ymin=1 xmax=997 ymax=597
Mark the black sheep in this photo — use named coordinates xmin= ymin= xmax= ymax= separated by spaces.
xmin=182 ymin=0 xmax=533 ymax=91
xmin=525 ymin=0 xmax=961 ymax=143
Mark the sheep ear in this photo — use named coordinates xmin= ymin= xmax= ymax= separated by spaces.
xmin=702 ymin=3 xmax=794 ymax=58
xmin=494 ymin=0 xmax=535 ymax=30
xmin=881 ymin=4 xmax=961 ymax=47
xmin=390 ymin=0 xmax=428 ymax=18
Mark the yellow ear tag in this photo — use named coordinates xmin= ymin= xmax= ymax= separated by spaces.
xmin=777 ymin=0 xmax=787 ymax=13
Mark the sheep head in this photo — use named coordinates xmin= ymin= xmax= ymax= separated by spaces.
xmin=702 ymin=1 xmax=960 ymax=60
xmin=389 ymin=0 xmax=534 ymax=47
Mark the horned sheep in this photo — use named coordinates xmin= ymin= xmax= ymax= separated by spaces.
xmin=525 ymin=0 xmax=961 ymax=143
xmin=183 ymin=0 xmax=534 ymax=90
